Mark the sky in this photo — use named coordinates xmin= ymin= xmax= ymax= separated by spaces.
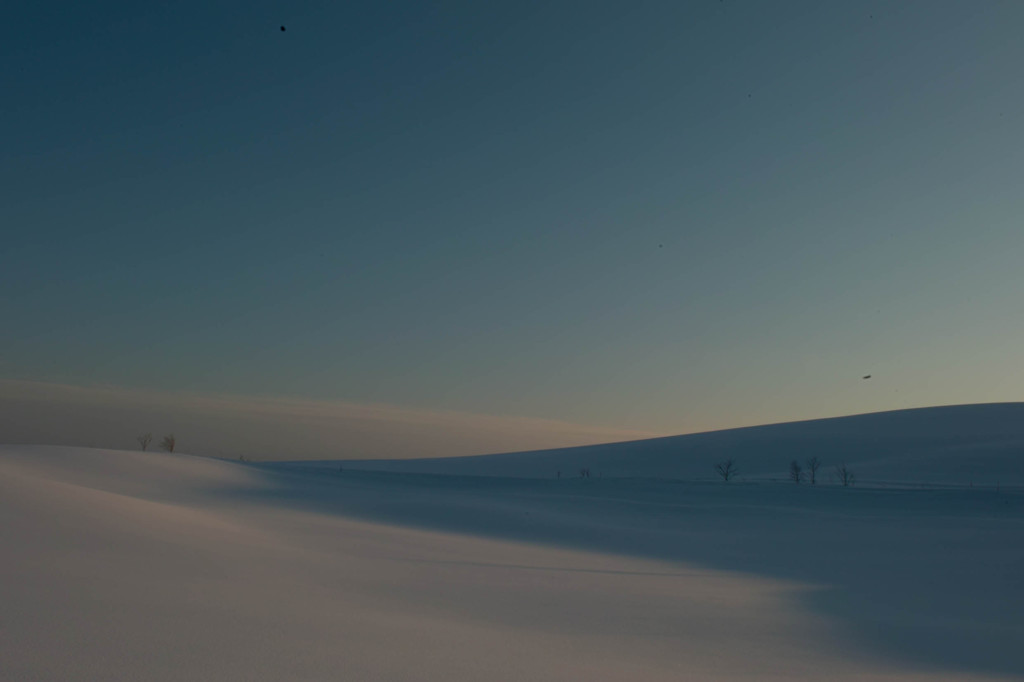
xmin=3 ymin=1 xmax=1024 ymax=457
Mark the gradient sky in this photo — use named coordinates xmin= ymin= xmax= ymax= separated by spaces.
xmin=3 ymin=1 xmax=1024 ymax=452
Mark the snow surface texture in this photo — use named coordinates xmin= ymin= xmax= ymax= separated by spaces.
xmin=3 ymin=404 xmax=1023 ymax=680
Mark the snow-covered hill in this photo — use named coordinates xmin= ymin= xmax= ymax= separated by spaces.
xmin=3 ymin=405 xmax=1023 ymax=680
xmin=328 ymin=403 xmax=1024 ymax=487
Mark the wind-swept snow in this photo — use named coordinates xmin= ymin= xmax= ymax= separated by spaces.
xmin=3 ymin=405 xmax=1023 ymax=681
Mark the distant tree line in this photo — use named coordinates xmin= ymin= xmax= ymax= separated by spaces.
xmin=137 ymin=433 xmax=176 ymax=453
xmin=714 ymin=455 xmax=854 ymax=486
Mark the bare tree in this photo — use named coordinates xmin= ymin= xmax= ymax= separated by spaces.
xmin=805 ymin=456 xmax=821 ymax=485
xmin=137 ymin=433 xmax=152 ymax=451
xmin=160 ymin=434 xmax=176 ymax=453
xmin=714 ymin=459 xmax=738 ymax=482
xmin=835 ymin=463 xmax=855 ymax=487
xmin=789 ymin=459 xmax=803 ymax=484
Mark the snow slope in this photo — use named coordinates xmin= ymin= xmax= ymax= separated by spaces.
xmin=330 ymin=403 xmax=1024 ymax=487
xmin=3 ymin=437 xmax=1023 ymax=680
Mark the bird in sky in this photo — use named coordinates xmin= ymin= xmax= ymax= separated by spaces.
xmin=863 ymin=375 xmax=872 ymax=380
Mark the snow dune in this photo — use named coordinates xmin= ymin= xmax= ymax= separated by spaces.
xmin=3 ymin=404 xmax=1023 ymax=680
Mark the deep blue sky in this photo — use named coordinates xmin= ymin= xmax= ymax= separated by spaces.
xmin=3 ymin=1 xmax=1023 ymax=440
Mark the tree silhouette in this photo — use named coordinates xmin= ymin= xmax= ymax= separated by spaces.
xmin=137 ymin=433 xmax=152 ymax=451
xmin=805 ymin=456 xmax=821 ymax=484
xmin=789 ymin=459 xmax=803 ymax=484
xmin=714 ymin=459 xmax=738 ymax=482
